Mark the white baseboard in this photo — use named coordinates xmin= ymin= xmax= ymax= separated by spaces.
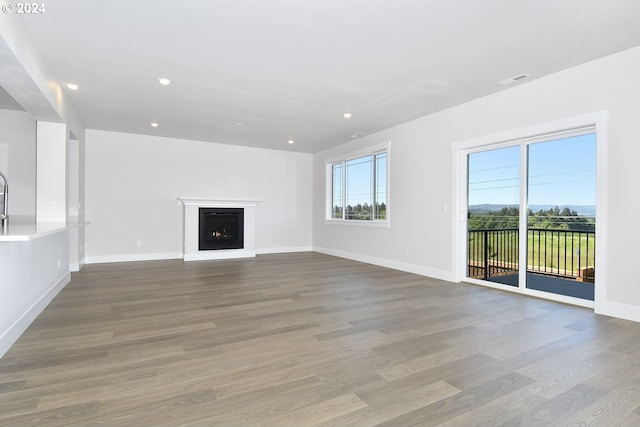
xmin=595 ymin=300 xmax=640 ymax=323
xmin=85 ymin=248 xmax=315 ymax=264
xmin=184 ymin=249 xmax=256 ymax=261
xmin=85 ymin=252 xmax=182 ymax=264
xmin=0 ymin=272 xmax=71 ymax=358
xmin=256 ymin=246 xmax=313 ymax=255
xmin=313 ymin=246 xmax=455 ymax=282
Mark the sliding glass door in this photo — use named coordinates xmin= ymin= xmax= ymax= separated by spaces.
xmin=466 ymin=130 xmax=596 ymax=301
xmin=526 ymin=133 xmax=596 ymax=299
xmin=467 ymin=146 xmax=520 ymax=286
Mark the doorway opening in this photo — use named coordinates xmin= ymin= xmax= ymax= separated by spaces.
xmin=465 ymin=128 xmax=597 ymax=301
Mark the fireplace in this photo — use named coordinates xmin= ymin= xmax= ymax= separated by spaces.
xmin=199 ymin=208 xmax=244 ymax=250
xmin=178 ymin=198 xmax=260 ymax=261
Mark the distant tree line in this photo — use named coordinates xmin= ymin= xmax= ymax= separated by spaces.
xmin=334 ymin=202 xmax=386 ymax=220
xmin=469 ymin=206 xmax=595 ymax=231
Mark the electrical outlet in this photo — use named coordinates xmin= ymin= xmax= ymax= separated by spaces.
xmin=136 ymin=240 xmax=142 ymax=247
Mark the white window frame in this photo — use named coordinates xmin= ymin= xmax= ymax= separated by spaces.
xmin=452 ymin=112 xmax=608 ymax=309
xmin=325 ymin=141 xmax=390 ymax=227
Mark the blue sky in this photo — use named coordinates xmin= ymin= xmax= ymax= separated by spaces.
xmin=344 ymin=153 xmax=387 ymax=206
xmin=468 ymin=133 xmax=596 ymax=207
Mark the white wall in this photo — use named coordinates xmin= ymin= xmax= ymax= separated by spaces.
xmin=0 ymin=109 xmax=36 ymax=218
xmin=313 ymin=46 xmax=640 ymax=320
xmin=85 ymin=130 xmax=313 ymax=262
xmin=36 ymin=121 xmax=67 ymax=222
xmin=0 ymin=232 xmax=70 ymax=357
xmin=0 ymin=18 xmax=86 ymax=358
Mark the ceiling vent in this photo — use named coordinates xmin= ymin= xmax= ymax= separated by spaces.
xmin=498 ymin=73 xmax=531 ymax=85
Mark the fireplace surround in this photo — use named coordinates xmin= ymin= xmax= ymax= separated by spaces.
xmin=178 ymin=198 xmax=260 ymax=261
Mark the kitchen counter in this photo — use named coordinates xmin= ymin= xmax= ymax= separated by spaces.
xmin=0 ymin=220 xmax=86 ymax=242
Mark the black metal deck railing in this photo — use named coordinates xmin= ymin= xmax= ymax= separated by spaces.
xmin=468 ymin=228 xmax=595 ymax=282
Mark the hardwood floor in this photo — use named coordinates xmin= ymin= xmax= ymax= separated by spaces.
xmin=2 ymin=252 xmax=640 ymax=426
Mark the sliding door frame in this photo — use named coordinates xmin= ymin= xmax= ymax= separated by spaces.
xmin=452 ymin=112 xmax=608 ymax=309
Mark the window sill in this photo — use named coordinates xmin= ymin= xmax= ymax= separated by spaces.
xmin=324 ymin=219 xmax=390 ymax=228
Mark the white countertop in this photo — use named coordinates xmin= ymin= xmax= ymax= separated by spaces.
xmin=0 ymin=221 xmax=87 ymax=242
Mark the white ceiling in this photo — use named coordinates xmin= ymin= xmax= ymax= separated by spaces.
xmin=7 ymin=0 xmax=640 ymax=152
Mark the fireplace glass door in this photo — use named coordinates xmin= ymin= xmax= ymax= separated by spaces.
xmin=199 ymin=208 xmax=244 ymax=250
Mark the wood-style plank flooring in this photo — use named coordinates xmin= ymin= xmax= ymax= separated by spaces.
xmin=2 ymin=252 xmax=640 ymax=426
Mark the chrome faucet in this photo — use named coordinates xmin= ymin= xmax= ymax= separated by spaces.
xmin=0 ymin=170 xmax=7 ymax=228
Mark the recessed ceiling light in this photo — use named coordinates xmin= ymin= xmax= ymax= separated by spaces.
xmin=288 ymin=139 xmax=295 ymax=144
xmin=236 ymin=123 xmax=245 ymax=127
xmin=343 ymin=112 xmax=352 ymax=119
xmin=150 ymin=122 xmax=159 ymax=127
xmin=351 ymin=132 xmax=364 ymax=138
xmin=158 ymin=78 xmax=171 ymax=86
xmin=65 ymin=83 xmax=79 ymax=90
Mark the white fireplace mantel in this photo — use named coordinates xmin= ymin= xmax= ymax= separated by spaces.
xmin=177 ymin=198 xmax=261 ymax=261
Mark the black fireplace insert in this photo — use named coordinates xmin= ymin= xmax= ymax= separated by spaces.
xmin=199 ymin=208 xmax=244 ymax=250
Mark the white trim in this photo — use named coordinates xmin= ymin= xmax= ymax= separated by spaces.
xmin=452 ymin=111 xmax=608 ymax=309
xmin=0 ymin=272 xmax=70 ymax=358
xmin=463 ymin=277 xmax=595 ymax=309
xmin=184 ymin=249 xmax=255 ymax=261
xmin=177 ymin=198 xmax=261 ymax=261
xmin=324 ymin=141 xmax=390 ymax=165
xmin=452 ymin=145 xmax=466 ymax=283
xmin=452 ymin=111 xmax=609 ymax=151
xmin=518 ymin=144 xmax=528 ymax=290
xmin=324 ymin=141 xmax=391 ymax=225
xmin=323 ymin=219 xmax=390 ymax=228
xmin=80 ymin=246 xmax=313 ymax=267
xmin=177 ymin=198 xmax=261 ymax=207
xmin=596 ymin=301 xmax=640 ymax=323
xmin=256 ymin=246 xmax=313 ymax=254
xmin=593 ymin=119 xmax=608 ymax=314
xmin=314 ymin=246 xmax=455 ymax=282
xmin=85 ymin=252 xmax=181 ymax=264
xmin=85 ymin=248 xmax=314 ymax=264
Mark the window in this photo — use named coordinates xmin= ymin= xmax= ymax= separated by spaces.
xmin=327 ymin=145 xmax=389 ymax=224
